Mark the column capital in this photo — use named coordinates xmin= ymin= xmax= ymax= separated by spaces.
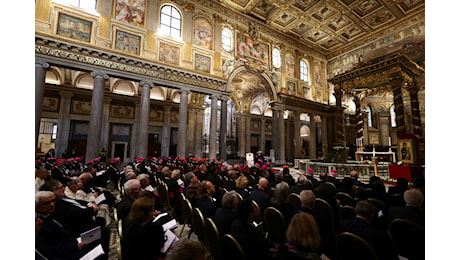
xmin=210 ymin=93 xmax=219 ymax=100
xmin=90 ymin=71 xmax=109 ymax=80
xmin=179 ymin=88 xmax=191 ymax=95
xmin=139 ymin=80 xmax=153 ymax=88
xmin=36 ymin=61 xmax=50 ymax=70
xmin=220 ymin=94 xmax=231 ymax=101
xmin=59 ymin=90 xmax=73 ymax=98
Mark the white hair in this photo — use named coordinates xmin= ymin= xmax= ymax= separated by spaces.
xmin=35 ymin=191 xmax=55 ymax=208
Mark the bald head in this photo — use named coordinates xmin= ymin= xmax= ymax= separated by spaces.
xmin=258 ymin=177 xmax=269 ymax=190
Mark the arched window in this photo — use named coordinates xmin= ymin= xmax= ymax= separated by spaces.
xmin=300 ymin=60 xmax=309 ymax=82
xmin=53 ymin=0 xmax=97 ymax=11
xmin=159 ymin=5 xmax=182 ymax=39
xmin=272 ymin=48 xmax=281 ymax=68
xmin=365 ymin=105 xmax=373 ymax=127
xmin=390 ymin=104 xmax=397 ymax=127
xmin=221 ymin=28 xmax=232 ymax=51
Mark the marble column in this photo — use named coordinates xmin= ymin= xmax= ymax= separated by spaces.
xmin=161 ymin=105 xmax=172 ymax=158
xmin=309 ymin=114 xmax=317 ymax=159
xmin=136 ymin=81 xmax=152 ymax=159
xmin=321 ymin=115 xmax=329 ymax=155
xmin=354 ymin=95 xmax=364 ymax=148
xmin=55 ymin=91 xmax=73 ymax=158
xmin=35 ymin=61 xmax=50 ymax=148
xmin=177 ymin=89 xmax=189 ymax=158
xmin=260 ymin=117 xmax=266 ymax=154
xmin=130 ymin=101 xmax=140 ymax=160
xmin=195 ymin=109 xmax=204 ymax=157
xmin=85 ymin=71 xmax=108 ymax=160
xmin=294 ymin=112 xmax=301 ymax=158
xmin=379 ymin=113 xmax=391 ymax=146
xmin=278 ymin=109 xmax=286 ymax=164
xmin=219 ymin=96 xmax=229 ymax=160
xmin=408 ymin=85 xmax=423 ymax=142
xmin=237 ymin=114 xmax=246 ymax=158
xmin=100 ymin=97 xmax=112 ymax=160
xmin=245 ymin=115 xmax=251 ymax=154
xmin=271 ymin=106 xmax=280 ymax=161
xmin=187 ymin=108 xmax=197 ymax=157
xmin=209 ymin=94 xmax=219 ymax=160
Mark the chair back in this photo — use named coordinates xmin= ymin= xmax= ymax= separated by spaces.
xmin=367 ymin=198 xmax=388 ymax=229
xmin=313 ymin=198 xmax=335 ymax=233
xmin=263 ymin=206 xmax=286 ymax=244
xmin=183 ymin=197 xmax=194 ymax=238
xmin=268 ymin=187 xmax=275 ymax=198
xmin=192 ymin=207 xmax=206 ymax=243
xmin=221 ymin=234 xmax=245 ymax=260
xmin=205 ymin=218 xmax=222 ymax=260
xmin=336 ymin=232 xmax=379 ymax=260
xmin=335 ymin=192 xmax=355 ymax=207
xmin=325 ymin=182 xmax=337 ymax=194
xmin=338 ymin=205 xmax=356 ymax=220
xmin=247 ymin=175 xmax=256 ymax=188
xmin=116 ymin=236 xmax=123 ymax=260
xmin=252 ymin=200 xmax=262 ymax=223
xmin=113 ymin=207 xmax=119 ymax=227
xmin=388 ymin=218 xmax=425 ymax=259
xmin=117 ymin=219 xmax=123 ymax=239
xmin=288 ymin=193 xmax=301 ymax=209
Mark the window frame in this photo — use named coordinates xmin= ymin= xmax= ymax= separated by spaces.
xmin=300 ymin=59 xmax=309 ymax=82
xmin=159 ymin=4 xmax=182 ymax=40
xmin=221 ymin=27 xmax=233 ymax=52
xmin=272 ymin=48 xmax=281 ymax=68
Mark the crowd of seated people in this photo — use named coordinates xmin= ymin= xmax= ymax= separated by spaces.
xmin=35 ymin=154 xmax=425 ymax=260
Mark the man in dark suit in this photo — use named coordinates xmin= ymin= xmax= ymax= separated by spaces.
xmin=298 ymin=190 xmax=338 ymax=260
xmin=51 ymin=158 xmax=72 ymax=187
xmin=387 ymin=188 xmax=425 ymax=227
xmin=214 ymin=191 xmax=240 ymax=236
xmin=196 ymin=180 xmax=219 ymax=219
xmin=289 ymin=175 xmax=312 ymax=194
xmin=249 ymin=177 xmax=270 ymax=214
xmin=116 ymin=179 xmax=142 ymax=224
xmin=229 ymin=198 xmax=271 ymax=259
xmin=35 ymin=191 xmax=95 ymax=260
xmin=338 ymin=200 xmax=398 ymax=260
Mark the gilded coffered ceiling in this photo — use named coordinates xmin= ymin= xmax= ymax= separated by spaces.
xmin=218 ymin=0 xmax=424 ymax=58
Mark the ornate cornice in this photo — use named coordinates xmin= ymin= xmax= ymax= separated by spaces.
xmin=35 ymin=34 xmax=227 ymax=92
xmin=278 ymin=94 xmax=335 ymax=114
xmin=328 ymin=54 xmax=424 ymax=96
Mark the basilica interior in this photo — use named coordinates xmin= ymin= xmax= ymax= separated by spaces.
xmin=35 ymin=0 xmax=425 ymax=166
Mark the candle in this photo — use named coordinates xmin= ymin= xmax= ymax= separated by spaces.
xmin=372 ymin=146 xmax=376 ymax=157
xmin=388 ymin=136 xmax=391 ymax=146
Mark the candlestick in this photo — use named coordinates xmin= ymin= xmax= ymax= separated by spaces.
xmin=372 ymin=145 xmax=376 ymax=157
xmin=388 ymin=136 xmax=391 ymax=146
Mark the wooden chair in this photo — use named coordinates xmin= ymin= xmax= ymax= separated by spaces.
xmin=288 ymin=193 xmax=301 ymax=209
xmin=116 ymin=236 xmax=123 ymax=260
xmin=325 ymin=181 xmax=337 ymax=194
xmin=183 ymin=196 xmax=195 ymax=238
xmin=367 ymin=198 xmax=389 ymax=229
xmin=336 ymin=232 xmax=378 ymax=260
xmin=388 ymin=218 xmax=425 ymax=260
xmin=263 ymin=206 xmax=286 ymax=245
xmin=313 ymin=198 xmax=336 ymax=233
xmin=117 ymin=219 xmax=123 ymax=239
xmin=221 ymin=234 xmax=245 ymax=260
xmin=113 ymin=207 xmax=119 ymax=228
xmin=335 ymin=192 xmax=355 ymax=207
xmin=178 ymin=193 xmax=190 ymax=237
xmin=205 ymin=218 xmax=222 ymax=260
xmin=338 ymin=205 xmax=356 ymax=220
xmin=192 ymin=208 xmax=206 ymax=244
xmin=252 ymin=200 xmax=262 ymax=224
xmin=267 ymin=187 xmax=275 ymax=198
xmin=247 ymin=175 xmax=256 ymax=188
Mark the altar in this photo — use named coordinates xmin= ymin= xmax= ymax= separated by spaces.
xmin=355 ymin=151 xmax=396 ymax=163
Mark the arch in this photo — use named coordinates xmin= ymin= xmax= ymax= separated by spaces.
xmin=45 ymin=67 xmax=63 ymax=85
xmin=250 ymin=105 xmax=262 ymax=115
xmin=112 ymin=80 xmax=135 ymax=96
xmin=226 ymin=65 xmax=278 ymax=109
xmin=150 ymin=86 xmax=165 ymax=101
xmin=74 ymin=72 xmax=94 ymax=90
